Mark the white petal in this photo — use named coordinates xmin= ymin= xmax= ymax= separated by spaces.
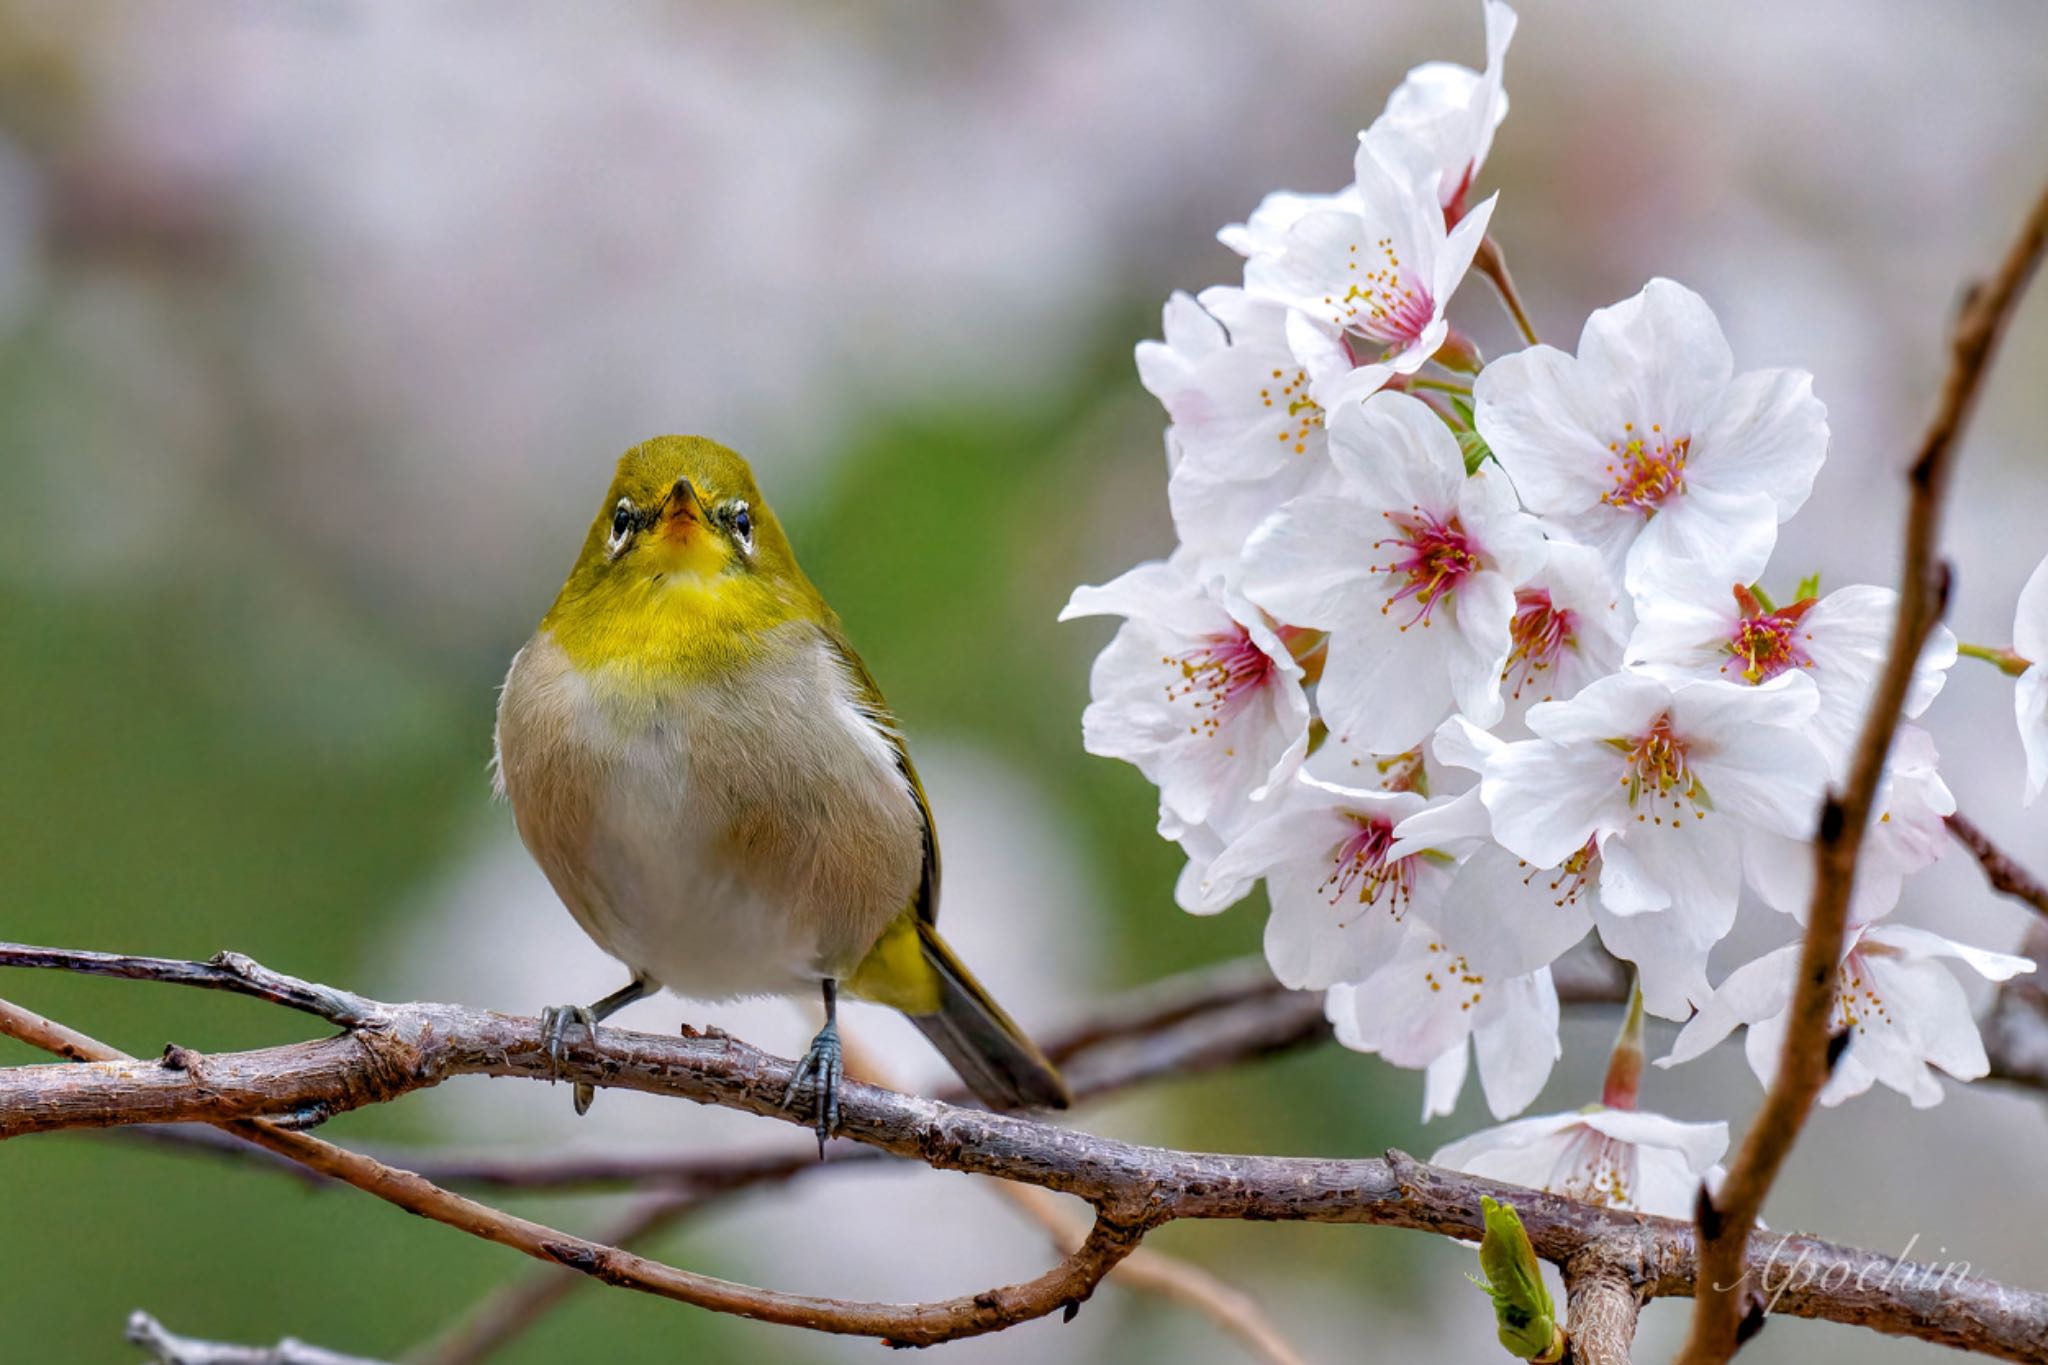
xmin=1482 ymin=738 xmax=1624 ymax=867
xmin=1659 ymin=942 xmax=1799 ymax=1067
xmin=1577 ymin=278 xmax=1734 ymax=426
xmin=1474 ymin=343 xmax=1622 ymax=516
xmin=1431 ymin=843 xmax=1594 ymax=977
xmin=1330 ymin=391 xmax=1467 ymax=517
xmin=1579 ymin=1107 xmax=1730 ymax=1174
xmin=1688 ymin=366 xmax=1829 ymax=519
xmin=1862 ymin=923 xmax=2037 ymax=983
xmin=1240 ymin=495 xmax=1383 ymax=628
xmin=2014 ymin=552 xmax=2048 ymax=661
xmin=1622 ymin=485 xmax=1779 ymax=599
xmin=1471 ymin=969 xmax=1561 ymax=1119
xmin=2019 ymin=666 xmax=2048 ymax=805
xmin=1422 ymin=1041 xmax=1471 ymax=1121
xmin=1315 ymin=609 xmax=1462 ymax=753
xmin=1431 ymin=1110 xmax=1581 ymax=1175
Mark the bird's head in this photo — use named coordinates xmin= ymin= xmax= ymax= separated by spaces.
xmin=544 ymin=436 xmax=823 ymax=677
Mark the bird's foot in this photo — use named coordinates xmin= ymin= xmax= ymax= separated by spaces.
xmin=780 ymin=1020 xmax=844 ymax=1155
xmin=540 ymin=1002 xmax=600 ymax=1116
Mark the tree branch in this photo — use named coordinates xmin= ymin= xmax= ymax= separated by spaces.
xmin=0 ymin=987 xmax=1148 ymax=1350
xmin=1947 ymin=811 xmax=2048 ymax=918
xmin=1678 ymin=181 xmax=2048 ymax=1365
xmin=5 ymin=948 xmax=2048 ymax=1360
xmin=127 ymin=1312 xmax=391 ymax=1365
xmin=1564 ymin=1241 xmax=1642 ymax=1365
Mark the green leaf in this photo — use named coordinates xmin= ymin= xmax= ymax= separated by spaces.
xmin=1458 ymin=428 xmax=1493 ymax=475
xmin=1794 ymin=571 xmax=1821 ymax=602
xmin=1472 ymin=1197 xmax=1564 ymax=1361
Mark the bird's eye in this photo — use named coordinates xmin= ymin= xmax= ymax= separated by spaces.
xmin=730 ymin=503 xmax=753 ymax=550
xmin=607 ymin=499 xmax=636 ymax=556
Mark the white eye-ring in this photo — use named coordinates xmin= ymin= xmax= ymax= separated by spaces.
xmin=728 ymin=500 xmax=754 ymax=554
xmin=606 ymin=498 xmax=636 ymax=559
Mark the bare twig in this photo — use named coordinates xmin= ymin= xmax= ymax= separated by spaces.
xmin=410 ymin=1190 xmax=701 ymax=1365
xmin=1948 ymin=811 xmax=2048 ymax=918
xmin=128 ymin=1311 xmax=391 ymax=1365
xmin=846 ymin=1033 xmax=1309 ymax=1365
xmin=5 ymin=950 xmax=2048 ymax=1360
xmin=1678 ymin=182 xmax=2048 ymax=1365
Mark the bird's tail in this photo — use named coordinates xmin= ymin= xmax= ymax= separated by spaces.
xmin=905 ymin=919 xmax=1070 ymax=1112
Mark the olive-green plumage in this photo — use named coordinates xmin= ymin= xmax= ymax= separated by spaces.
xmin=494 ymin=436 xmax=1068 ymax=1120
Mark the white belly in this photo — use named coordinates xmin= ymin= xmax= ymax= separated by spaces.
xmin=494 ymin=628 xmax=925 ymax=1002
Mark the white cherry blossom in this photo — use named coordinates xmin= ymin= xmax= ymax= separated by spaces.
xmin=1661 ymin=923 xmax=2035 ymax=1109
xmin=1240 ymin=134 xmax=1495 ymax=406
xmin=1138 ymin=288 xmax=1340 ymax=560
xmin=1062 ymin=555 xmax=1310 ymax=833
xmin=1388 ymin=718 xmax=1596 ymax=981
xmin=1329 ymin=944 xmax=1559 ymax=1121
xmin=1480 ymin=672 xmax=1829 ymax=1017
xmin=1626 ymin=573 xmax=1955 ymax=780
xmin=1474 ymin=279 xmax=1829 ymax=595
xmin=1367 ymin=0 xmax=1517 ymax=220
xmin=1433 ymin=1107 xmax=1727 ymax=1219
xmin=1190 ymin=766 xmax=1456 ymax=990
xmin=1242 ymin=391 xmax=1543 ymax=753
xmin=1501 ymin=537 xmax=1630 ymax=710
xmin=2015 ymin=552 xmax=2048 ymax=804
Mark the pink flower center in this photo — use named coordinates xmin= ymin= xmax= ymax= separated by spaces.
xmin=1320 ymin=814 xmax=1415 ymax=913
xmin=1257 ymin=367 xmax=1324 ymax=457
xmin=1599 ymin=423 xmax=1690 ymax=515
xmin=1161 ymin=627 xmax=1275 ymax=738
xmin=1722 ymin=586 xmax=1815 ymax=685
xmin=1325 ymin=236 xmax=1435 ymax=355
xmin=1609 ymin=712 xmax=1706 ymax=826
xmin=1502 ymin=588 xmax=1579 ymax=701
xmin=1371 ymin=511 xmax=1481 ymax=630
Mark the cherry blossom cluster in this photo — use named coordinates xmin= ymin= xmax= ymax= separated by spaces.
xmin=1064 ymin=0 xmax=2046 ymax=1219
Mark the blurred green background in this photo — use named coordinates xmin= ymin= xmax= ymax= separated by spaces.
xmin=1 ymin=2 xmax=2044 ymax=1362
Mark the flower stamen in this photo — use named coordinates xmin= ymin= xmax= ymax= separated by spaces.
xmin=1321 ymin=814 xmax=1416 ymax=917
xmin=1161 ymin=627 xmax=1275 ymax=739
xmin=1608 ymin=712 xmax=1707 ymax=826
xmin=1503 ymin=588 xmax=1578 ymax=701
xmin=1371 ymin=510 xmax=1481 ymax=630
xmin=1599 ymin=422 xmax=1690 ymax=514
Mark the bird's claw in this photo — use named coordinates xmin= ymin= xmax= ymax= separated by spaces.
xmin=540 ymin=1003 xmax=599 ymax=1116
xmin=780 ymin=1021 xmax=843 ymax=1154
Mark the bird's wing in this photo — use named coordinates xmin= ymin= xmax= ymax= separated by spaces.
xmin=822 ymin=624 xmax=942 ymax=927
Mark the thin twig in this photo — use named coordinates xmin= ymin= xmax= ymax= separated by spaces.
xmin=1947 ymin=811 xmax=2048 ymax=917
xmin=127 ymin=1312 xmax=392 ymax=1365
xmin=844 ymin=1033 xmax=1310 ymax=1365
xmin=5 ymin=954 xmax=2048 ymax=1360
xmin=1473 ymin=235 xmax=1540 ymax=346
xmin=1678 ymin=181 xmax=2048 ymax=1365
xmin=409 ymin=1190 xmax=700 ymax=1365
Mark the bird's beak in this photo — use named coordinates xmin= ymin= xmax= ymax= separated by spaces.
xmin=658 ymin=477 xmax=703 ymax=541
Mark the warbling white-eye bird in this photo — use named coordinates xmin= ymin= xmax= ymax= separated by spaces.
xmin=493 ymin=435 xmax=1070 ymax=1145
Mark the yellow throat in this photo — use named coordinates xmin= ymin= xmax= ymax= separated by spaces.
xmin=539 ymin=435 xmax=828 ymax=690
